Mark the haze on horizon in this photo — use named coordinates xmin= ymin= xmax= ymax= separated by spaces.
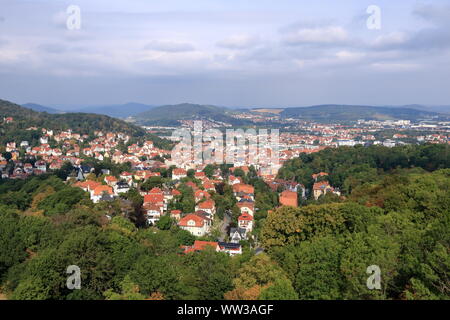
xmin=1 ymin=0 xmax=450 ymax=108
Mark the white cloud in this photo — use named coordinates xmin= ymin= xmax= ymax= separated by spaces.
xmin=371 ymin=32 xmax=409 ymax=49
xmin=283 ymin=26 xmax=349 ymax=45
xmin=216 ymin=34 xmax=261 ymax=50
xmin=144 ymin=40 xmax=195 ymax=53
xmin=370 ymin=63 xmax=421 ymax=72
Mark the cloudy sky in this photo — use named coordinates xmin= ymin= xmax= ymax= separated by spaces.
xmin=0 ymin=0 xmax=450 ymax=108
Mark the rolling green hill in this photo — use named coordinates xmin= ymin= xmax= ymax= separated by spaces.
xmin=278 ymin=105 xmax=442 ymax=121
xmin=134 ymin=103 xmax=248 ymax=126
xmin=1 ymin=99 xmax=146 ymax=136
xmin=22 ymin=103 xmax=61 ymax=114
xmin=0 ymin=99 xmax=172 ymax=149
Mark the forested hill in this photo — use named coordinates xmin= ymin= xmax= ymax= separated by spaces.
xmin=0 ymin=144 xmax=448 ymax=300
xmin=277 ymin=143 xmax=450 ymax=193
xmin=0 ymin=99 xmax=146 ymax=137
xmin=133 ymin=103 xmax=249 ymax=126
xmin=0 ymin=99 xmax=176 ymax=150
xmin=278 ymin=104 xmax=442 ymax=121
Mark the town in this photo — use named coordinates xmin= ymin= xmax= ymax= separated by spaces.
xmin=1 ymin=114 xmax=449 ymax=258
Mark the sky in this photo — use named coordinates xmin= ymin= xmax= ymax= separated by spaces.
xmin=0 ymin=0 xmax=450 ymax=108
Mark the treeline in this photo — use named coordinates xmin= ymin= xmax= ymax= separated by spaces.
xmin=0 ymin=144 xmax=449 ymax=300
xmin=261 ymin=168 xmax=449 ymax=299
xmin=277 ymin=144 xmax=449 ymax=193
xmin=0 ymin=99 xmax=172 ymax=150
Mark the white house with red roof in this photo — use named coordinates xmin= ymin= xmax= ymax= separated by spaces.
xmin=178 ymin=214 xmax=211 ymax=237
xmin=238 ymin=213 xmax=253 ymax=232
xmin=195 ymin=199 xmax=216 ymax=217
xmin=172 ymin=168 xmax=187 ymax=180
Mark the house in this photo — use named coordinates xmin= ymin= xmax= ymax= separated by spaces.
xmin=74 ymin=180 xmax=102 ymax=192
xmin=170 ymin=210 xmax=182 ymax=221
xmin=195 ymin=199 xmax=216 ymax=216
xmin=143 ymin=193 xmax=165 ymax=212
xmin=237 ymin=201 xmax=255 ymax=216
xmin=34 ymin=160 xmax=47 ymax=172
xmin=238 ymin=213 xmax=253 ymax=232
xmin=195 ymin=190 xmax=210 ymax=202
xmin=0 ymin=160 xmax=7 ymax=170
xmin=280 ymin=190 xmax=298 ymax=207
xmin=119 ymin=171 xmax=133 ymax=184
xmin=313 ymin=181 xmax=335 ymax=200
xmin=178 ymin=214 xmax=211 ymax=237
xmin=80 ymin=164 xmax=94 ymax=174
xmin=23 ymin=163 xmax=33 ymax=174
xmin=90 ymin=185 xmax=114 ymax=203
xmin=203 ymin=181 xmax=215 ymax=192
xmin=182 ymin=240 xmax=218 ymax=254
xmin=114 ymin=181 xmax=130 ymax=195
xmin=312 ymin=172 xmax=328 ymax=182
xmin=144 ymin=204 xmax=163 ymax=225
xmin=39 ymin=136 xmax=48 ymax=144
xmin=104 ymin=175 xmax=118 ymax=186
xmin=49 ymin=161 xmax=62 ymax=170
xmin=229 ymin=227 xmax=247 ymax=244
xmin=194 ymin=171 xmax=206 ymax=180
xmin=232 ymin=183 xmax=255 ymax=200
xmin=172 ymin=168 xmax=187 ymax=180
xmin=218 ymin=242 xmax=242 ymax=256
xmin=228 ymin=175 xmax=241 ymax=185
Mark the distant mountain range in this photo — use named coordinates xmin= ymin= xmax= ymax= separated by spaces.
xmin=275 ymin=105 xmax=443 ymax=121
xmin=2 ymin=99 xmax=174 ymax=149
xmin=75 ymin=102 xmax=156 ymax=118
xmin=133 ymin=103 xmax=249 ymax=126
xmin=22 ymin=102 xmax=155 ymax=118
xmin=20 ymin=102 xmax=450 ymax=124
xmin=386 ymin=105 xmax=450 ymax=114
xmin=22 ymin=103 xmax=62 ymax=114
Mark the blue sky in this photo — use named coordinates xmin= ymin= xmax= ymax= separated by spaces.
xmin=0 ymin=0 xmax=450 ymax=108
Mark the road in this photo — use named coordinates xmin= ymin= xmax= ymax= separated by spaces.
xmin=218 ymin=210 xmax=231 ymax=242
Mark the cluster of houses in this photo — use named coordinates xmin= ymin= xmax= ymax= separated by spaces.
xmin=226 ymin=168 xmax=256 ymax=244
xmin=181 ymin=240 xmax=242 ymax=256
xmin=311 ymin=172 xmax=341 ymax=200
xmin=0 ymin=125 xmax=172 ymax=179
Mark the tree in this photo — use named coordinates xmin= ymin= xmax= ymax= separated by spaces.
xmin=182 ymin=248 xmax=234 ymax=300
xmin=141 ymin=176 xmax=163 ymax=192
xmin=104 ymin=275 xmax=145 ymax=300
xmin=293 ymin=236 xmax=345 ymax=299
xmin=156 ymin=215 xmax=174 ymax=230
xmin=259 ymin=277 xmax=298 ymax=300
xmin=128 ymin=255 xmax=182 ymax=299
xmin=203 ymin=164 xmax=216 ymax=179
xmin=226 ymin=253 xmax=296 ymax=300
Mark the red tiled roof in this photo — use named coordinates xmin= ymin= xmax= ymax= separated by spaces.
xmin=197 ymin=199 xmax=215 ymax=209
xmin=238 ymin=213 xmax=253 ymax=221
xmin=144 ymin=194 xmax=164 ymax=204
xmin=179 ymin=214 xmax=205 ymax=228
xmin=233 ymin=183 xmax=254 ymax=194
xmin=93 ymin=185 xmax=113 ymax=196
xmin=313 ymin=181 xmax=331 ymax=190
